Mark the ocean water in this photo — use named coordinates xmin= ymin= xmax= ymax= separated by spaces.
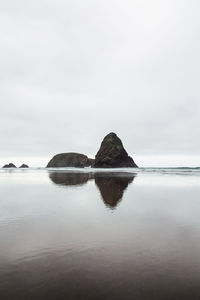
xmin=0 ymin=167 xmax=200 ymax=300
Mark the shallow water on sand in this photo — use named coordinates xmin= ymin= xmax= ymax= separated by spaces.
xmin=0 ymin=168 xmax=200 ymax=300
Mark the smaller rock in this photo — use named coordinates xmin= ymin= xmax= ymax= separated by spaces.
xmin=47 ymin=153 xmax=94 ymax=168
xmin=19 ymin=164 xmax=29 ymax=168
xmin=3 ymin=163 xmax=17 ymax=168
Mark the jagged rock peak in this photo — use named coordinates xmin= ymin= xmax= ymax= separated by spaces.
xmin=93 ymin=132 xmax=138 ymax=168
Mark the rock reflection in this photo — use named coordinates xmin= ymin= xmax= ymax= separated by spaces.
xmin=49 ymin=171 xmax=136 ymax=209
xmin=94 ymin=173 xmax=135 ymax=209
xmin=49 ymin=172 xmax=91 ymax=186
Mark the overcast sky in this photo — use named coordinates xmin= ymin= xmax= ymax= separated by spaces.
xmin=1 ymin=0 xmax=200 ymax=167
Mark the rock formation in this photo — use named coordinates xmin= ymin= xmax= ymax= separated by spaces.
xmin=3 ymin=163 xmax=17 ymax=168
xmin=19 ymin=164 xmax=29 ymax=168
xmin=86 ymin=158 xmax=95 ymax=167
xmin=93 ymin=132 xmax=138 ymax=168
xmin=47 ymin=152 xmax=94 ymax=168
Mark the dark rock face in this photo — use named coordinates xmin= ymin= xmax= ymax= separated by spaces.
xmin=19 ymin=164 xmax=29 ymax=168
xmin=3 ymin=163 xmax=17 ymax=168
xmin=47 ymin=153 xmax=94 ymax=168
xmin=85 ymin=158 xmax=95 ymax=167
xmin=93 ymin=132 xmax=138 ymax=168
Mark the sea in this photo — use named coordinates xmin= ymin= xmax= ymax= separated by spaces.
xmin=0 ymin=167 xmax=200 ymax=300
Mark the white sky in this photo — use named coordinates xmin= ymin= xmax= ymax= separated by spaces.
xmin=0 ymin=0 xmax=200 ymax=167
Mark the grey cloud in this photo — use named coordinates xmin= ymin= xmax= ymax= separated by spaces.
xmin=0 ymin=0 xmax=200 ymax=166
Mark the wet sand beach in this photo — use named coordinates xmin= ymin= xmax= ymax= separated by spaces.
xmin=0 ymin=168 xmax=200 ymax=300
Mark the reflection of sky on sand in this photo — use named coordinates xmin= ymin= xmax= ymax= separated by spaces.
xmin=0 ymin=169 xmax=200 ymax=299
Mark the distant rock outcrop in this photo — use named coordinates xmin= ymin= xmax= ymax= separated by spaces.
xmin=19 ymin=164 xmax=29 ymax=168
xmin=93 ymin=132 xmax=138 ymax=168
xmin=47 ymin=152 xmax=94 ymax=168
xmin=3 ymin=163 xmax=17 ymax=168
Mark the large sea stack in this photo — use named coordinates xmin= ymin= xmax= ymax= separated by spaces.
xmin=93 ymin=132 xmax=138 ymax=168
xmin=47 ymin=152 xmax=94 ymax=168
